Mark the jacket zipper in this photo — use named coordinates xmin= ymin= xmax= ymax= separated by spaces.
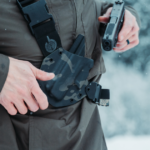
xmin=71 ymin=0 xmax=77 ymax=38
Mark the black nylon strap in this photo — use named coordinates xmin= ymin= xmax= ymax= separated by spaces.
xmin=17 ymin=0 xmax=62 ymax=57
xmin=33 ymin=21 xmax=62 ymax=56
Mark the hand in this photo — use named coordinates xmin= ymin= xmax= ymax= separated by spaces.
xmin=98 ymin=7 xmax=140 ymax=52
xmin=0 ymin=57 xmax=55 ymax=115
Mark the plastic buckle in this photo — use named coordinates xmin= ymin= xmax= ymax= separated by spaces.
xmin=17 ymin=0 xmax=53 ymax=34
xmin=86 ymin=82 xmax=102 ymax=105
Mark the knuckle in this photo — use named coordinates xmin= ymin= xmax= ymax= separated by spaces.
xmin=9 ymin=93 xmax=16 ymax=101
xmin=38 ymin=92 xmax=46 ymax=100
xmin=17 ymin=87 xmax=26 ymax=96
xmin=119 ymin=41 xmax=124 ymax=45
xmin=33 ymin=88 xmax=41 ymax=96
xmin=128 ymin=24 xmax=133 ymax=29
xmin=125 ymin=20 xmax=133 ymax=28
xmin=26 ymin=79 xmax=34 ymax=89
xmin=26 ymin=81 xmax=32 ymax=88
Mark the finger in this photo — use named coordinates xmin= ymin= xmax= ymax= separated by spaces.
xmin=14 ymin=100 xmax=28 ymax=115
xmin=114 ymin=42 xmax=127 ymax=50
xmin=16 ymin=86 xmax=39 ymax=112
xmin=31 ymin=80 xmax=48 ymax=110
xmin=118 ymin=10 xmax=135 ymax=42
xmin=104 ymin=7 xmax=113 ymax=16
xmin=2 ymin=102 xmax=17 ymax=115
xmin=29 ymin=64 xmax=55 ymax=81
xmin=117 ymin=22 xmax=139 ymax=45
xmin=24 ymin=94 xmax=39 ymax=112
xmin=98 ymin=16 xmax=110 ymax=23
xmin=98 ymin=7 xmax=112 ymax=23
xmin=115 ymin=33 xmax=138 ymax=49
xmin=113 ymin=39 xmax=139 ymax=52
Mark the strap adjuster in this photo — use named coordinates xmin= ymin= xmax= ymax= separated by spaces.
xmin=17 ymin=0 xmax=53 ymax=34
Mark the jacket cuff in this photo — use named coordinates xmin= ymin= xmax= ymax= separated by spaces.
xmin=0 ymin=54 xmax=10 ymax=92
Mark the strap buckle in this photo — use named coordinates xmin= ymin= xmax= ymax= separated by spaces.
xmin=17 ymin=0 xmax=53 ymax=34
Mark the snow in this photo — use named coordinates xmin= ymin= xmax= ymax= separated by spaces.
xmin=106 ymin=136 xmax=150 ymax=150
xmin=99 ymin=54 xmax=150 ymax=138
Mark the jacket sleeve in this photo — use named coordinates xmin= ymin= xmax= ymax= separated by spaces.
xmin=95 ymin=1 xmax=141 ymax=36
xmin=0 ymin=54 xmax=10 ymax=92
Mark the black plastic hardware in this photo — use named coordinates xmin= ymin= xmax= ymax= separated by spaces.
xmin=17 ymin=0 xmax=53 ymax=35
xmin=86 ymin=82 xmax=102 ymax=104
xmin=18 ymin=0 xmax=33 ymax=7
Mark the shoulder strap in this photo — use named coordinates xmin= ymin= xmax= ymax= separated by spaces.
xmin=17 ymin=0 xmax=62 ymax=57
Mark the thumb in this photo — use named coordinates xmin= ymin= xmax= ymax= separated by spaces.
xmin=30 ymin=65 xmax=55 ymax=81
xmin=98 ymin=15 xmax=110 ymax=23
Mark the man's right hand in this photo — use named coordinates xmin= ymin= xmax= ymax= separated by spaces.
xmin=0 ymin=57 xmax=55 ymax=115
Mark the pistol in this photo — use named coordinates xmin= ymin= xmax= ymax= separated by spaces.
xmin=102 ymin=1 xmax=125 ymax=51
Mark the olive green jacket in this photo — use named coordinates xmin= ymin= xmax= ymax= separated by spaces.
xmin=0 ymin=1 xmax=140 ymax=150
xmin=0 ymin=0 xmax=141 ymax=92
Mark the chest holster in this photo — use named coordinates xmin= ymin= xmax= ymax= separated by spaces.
xmin=17 ymin=0 xmax=110 ymax=108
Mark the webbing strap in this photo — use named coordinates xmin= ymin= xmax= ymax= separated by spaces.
xmin=17 ymin=0 xmax=62 ymax=57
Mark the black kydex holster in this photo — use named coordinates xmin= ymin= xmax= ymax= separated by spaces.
xmin=17 ymin=0 xmax=110 ymax=108
xmin=38 ymin=35 xmax=94 ymax=107
xmin=38 ymin=35 xmax=109 ymax=108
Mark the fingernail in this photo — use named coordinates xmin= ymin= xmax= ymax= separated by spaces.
xmin=47 ymin=73 xmax=55 ymax=77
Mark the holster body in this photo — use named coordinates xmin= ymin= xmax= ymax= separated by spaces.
xmin=38 ymin=47 xmax=94 ymax=108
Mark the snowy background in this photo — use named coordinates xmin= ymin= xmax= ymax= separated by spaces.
xmin=99 ymin=0 xmax=150 ymax=150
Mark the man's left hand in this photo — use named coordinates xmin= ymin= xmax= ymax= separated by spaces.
xmin=98 ymin=7 xmax=140 ymax=52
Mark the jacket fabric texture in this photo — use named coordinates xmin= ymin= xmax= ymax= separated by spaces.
xmin=0 ymin=0 xmax=140 ymax=150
